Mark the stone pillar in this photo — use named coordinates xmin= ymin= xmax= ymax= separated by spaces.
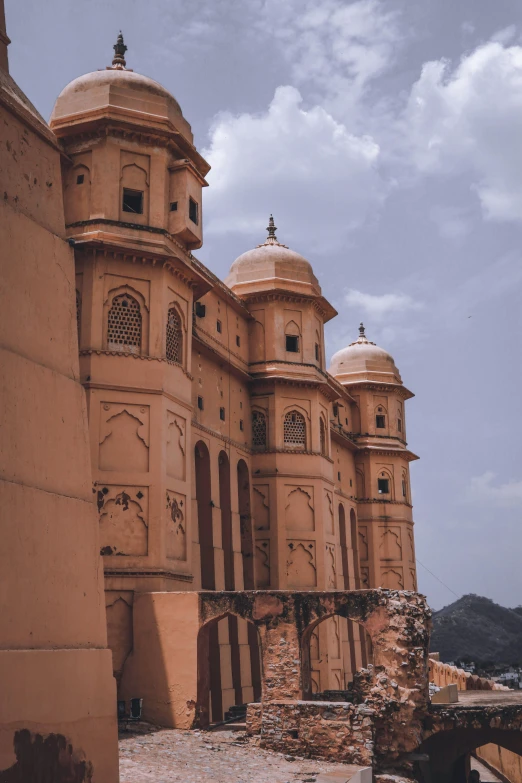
xmin=258 ymin=622 xmax=302 ymax=701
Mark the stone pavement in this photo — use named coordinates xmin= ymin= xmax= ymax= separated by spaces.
xmin=119 ymin=724 xmax=364 ymax=783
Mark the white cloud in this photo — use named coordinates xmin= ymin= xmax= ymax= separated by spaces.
xmin=344 ymin=289 xmax=423 ymax=320
xmin=404 ymin=40 xmax=522 ymax=222
xmin=259 ymin=0 xmax=401 ymax=116
xmin=202 ymin=86 xmax=385 ymax=250
xmin=429 ymin=205 xmax=472 ymax=240
xmin=466 ymin=472 xmax=522 ymax=508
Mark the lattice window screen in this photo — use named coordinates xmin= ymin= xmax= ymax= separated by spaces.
xmin=284 ymin=411 xmax=306 ymax=449
xmin=76 ymin=290 xmax=81 ymax=338
xmin=252 ymin=411 xmax=267 ymax=448
xmin=166 ymin=306 xmax=183 ymax=364
xmin=107 ymin=293 xmax=142 ymax=353
xmin=320 ymin=418 xmax=326 ymax=455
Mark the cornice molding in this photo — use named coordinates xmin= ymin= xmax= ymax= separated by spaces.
xmin=241 ymin=290 xmax=334 ymax=322
xmin=104 ymin=569 xmax=194 ymax=582
xmin=79 ymin=348 xmax=194 ymax=379
xmin=355 ymin=498 xmax=414 ymax=507
xmin=344 ymin=381 xmax=414 ymax=400
xmin=56 ymin=121 xmax=210 ymax=178
xmin=191 ymin=419 xmax=252 ymax=456
xmin=192 ymin=330 xmax=252 ymax=383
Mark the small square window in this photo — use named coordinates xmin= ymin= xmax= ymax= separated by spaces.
xmin=76 ymin=174 xmax=85 ymax=185
xmin=378 ymin=478 xmax=390 ymax=494
xmin=315 ymin=343 xmax=320 ymax=361
xmin=170 ymin=201 xmax=178 ymax=212
xmin=286 ymin=335 xmax=299 ymax=352
xmin=376 ymin=415 xmax=386 ymax=429
xmin=197 ymin=396 xmax=204 ymax=410
xmin=398 ymin=418 xmax=402 ymax=433
xmin=236 ymin=335 xmax=241 ymax=347
xmin=195 ymin=302 xmax=206 ymax=318
xmin=220 ymin=407 xmax=225 ymax=421
xmin=122 ymin=188 xmax=144 ymax=214
xmin=217 ymin=320 xmax=222 ymax=334
xmin=189 ymin=197 xmax=199 ymax=225
xmin=240 ymin=419 xmax=244 ymax=431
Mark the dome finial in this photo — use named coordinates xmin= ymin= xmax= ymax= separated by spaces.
xmin=112 ymin=31 xmax=127 ymax=69
xmin=266 ymin=214 xmax=278 ymax=243
xmin=359 ymin=322 xmax=366 ymax=338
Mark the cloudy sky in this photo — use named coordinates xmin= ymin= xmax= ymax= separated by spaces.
xmin=7 ymin=0 xmax=522 ymax=610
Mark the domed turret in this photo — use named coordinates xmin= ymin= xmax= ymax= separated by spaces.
xmin=50 ymin=32 xmax=193 ymax=142
xmin=225 ymin=216 xmax=323 ymax=300
xmin=329 ymin=323 xmax=402 ymax=386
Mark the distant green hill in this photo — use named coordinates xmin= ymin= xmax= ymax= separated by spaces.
xmin=430 ymin=594 xmax=522 ymax=665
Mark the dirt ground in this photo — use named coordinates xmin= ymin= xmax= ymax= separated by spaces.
xmin=118 ymin=723 xmax=364 ymax=783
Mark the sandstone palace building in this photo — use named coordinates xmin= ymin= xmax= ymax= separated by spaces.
xmin=47 ymin=35 xmax=417 ymax=727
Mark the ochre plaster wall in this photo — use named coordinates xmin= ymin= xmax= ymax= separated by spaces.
xmin=0 ymin=36 xmax=118 ymax=780
xmin=477 ymin=744 xmax=522 ymax=783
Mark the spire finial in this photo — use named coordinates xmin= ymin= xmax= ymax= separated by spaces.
xmin=112 ymin=31 xmax=127 ymax=69
xmin=266 ymin=214 xmax=278 ymax=243
xmin=359 ymin=322 xmax=366 ymax=338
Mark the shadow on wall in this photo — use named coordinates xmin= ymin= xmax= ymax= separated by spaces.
xmin=416 ymin=728 xmax=522 ymax=783
xmin=0 ymin=730 xmax=93 ymax=783
xmin=197 ymin=612 xmax=262 ymax=727
xmin=302 ymin=614 xmax=373 ymax=698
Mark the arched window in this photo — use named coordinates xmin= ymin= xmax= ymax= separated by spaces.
xmin=252 ymin=410 xmax=267 ymax=449
xmin=377 ymin=470 xmax=393 ymax=498
xmin=107 ymin=293 xmax=142 ymax=353
xmin=375 ymin=405 xmax=387 ymax=429
xmin=284 ymin=410 xmax=306 ymax=449
xmin=166 ymin=306 xmax=183 ymax=364
xmin=319 ymin=417 xmax=327 ymax=456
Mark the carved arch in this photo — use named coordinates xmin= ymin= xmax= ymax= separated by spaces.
xmin=166 ymin=301 xmax=184 ymax=365
xmin=377 ymin=467 xmax=394 ymax=500
xmin=283 ymin=409 xmax=307 ymax=450
xmin=104 ymin=284 xmax=149 ymax=354
xmin=252 ymin=407 xmax=268 ymax=449
xmin=285 ymin=319 xmax=301 ymax=336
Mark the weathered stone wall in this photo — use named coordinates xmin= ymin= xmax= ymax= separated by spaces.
xmin=260 ymin=701 xmax=374 ymax=766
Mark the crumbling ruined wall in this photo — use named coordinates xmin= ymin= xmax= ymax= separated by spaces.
xmin=260 ymin=701 xmax=375 ymax=766
xmin=226 ymin=589 xmax=432 ymax=773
